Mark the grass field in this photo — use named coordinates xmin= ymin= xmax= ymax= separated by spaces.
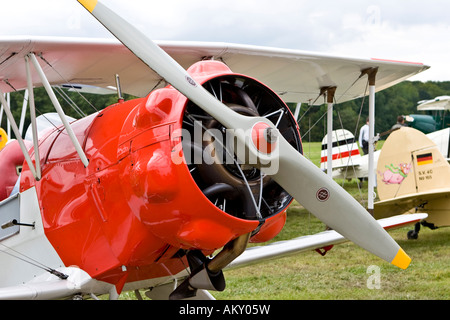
xmin=122 ymin=142 xmax=449 ymax=300
xmin=214 ymin=200 xmax=450 ymax=300
xmin=212 ymin=142 xmax=450 ymax=300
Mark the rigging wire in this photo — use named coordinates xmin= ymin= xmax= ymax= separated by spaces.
xmin=297 ymin=92 xmax=325 ymax=125
xmin=299 ymin=70 xmax=371 ymax=145
xmin=300 ymin=101 xmax=330 ymax=141
xmin=0 ymin=242 xmax=68 ymax=280
xmin=2 ymin=52 xmax=104 ymax=140
xmin=54 ymin=86 xmax=87 ymax=118
xmin=338 ymin=78 xmax=370 ymax=185
xmin=297 ymin=73 xmax=372 ymax=207
xmin=37 ymin=53 xmax=98 ymax=113
xmin=336 ymin=105 xmax=365 ymax=203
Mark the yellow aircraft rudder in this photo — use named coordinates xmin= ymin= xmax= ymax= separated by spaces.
xmin=376 ymin=127 xmax=450 ymax=201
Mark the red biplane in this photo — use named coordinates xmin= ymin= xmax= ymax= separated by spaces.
xmin=0 ymin=0 xmax=428 ymax=299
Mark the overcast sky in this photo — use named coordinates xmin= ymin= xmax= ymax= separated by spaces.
xmin=1 ymin=0 xmax=449 ymax=82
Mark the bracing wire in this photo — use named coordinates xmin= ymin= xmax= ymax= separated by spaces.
xmin=37 ymin=53 xmax=98 ymax=113
xmin=54 ymin=86 xmax=87 ymax=118
xmin=0 ymin=242 xmax=68 ymax=279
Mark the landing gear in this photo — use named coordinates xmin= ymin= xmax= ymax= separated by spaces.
xmin=407 ymin=220 xmax=438 ymax=240
xmin=407 ymin=229 xmax=419 ymax=240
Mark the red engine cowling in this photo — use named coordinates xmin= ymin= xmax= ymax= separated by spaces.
xmin=19 ymin=60 xmax=302 ymax=283
xmin=117 ymin=60 xmax=302 ymax=249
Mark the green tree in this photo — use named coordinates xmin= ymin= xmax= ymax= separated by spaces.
xmin=2 ymin=80 xmax=450 ymax=142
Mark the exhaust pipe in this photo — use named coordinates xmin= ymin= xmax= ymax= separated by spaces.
xmin=207 ymin=232 xmax=250 ymax=273
xmin=169 ymin=233 xmax=251 ymax=300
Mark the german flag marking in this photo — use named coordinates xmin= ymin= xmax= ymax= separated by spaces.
xmin=417 ymin=153 xmax=433 ymax=165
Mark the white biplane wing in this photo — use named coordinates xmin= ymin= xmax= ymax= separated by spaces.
xmin=417 ymin=96 xmax=450 ymax=111
xmin=0 ymin=213 xmax=426 ymax=300
xmin=226 ymin=213 xmax=427 ymax=270
xmin=0 ymin=36 xmax=429 ymax=103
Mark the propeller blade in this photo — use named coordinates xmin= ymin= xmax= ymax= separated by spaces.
xmin=77 ymin=0 xmax=411 ymax=269
xmin=77 ymin=0 xmax=247 ymax=130
xmin=270 ymin=138 xmax=411 ymax=269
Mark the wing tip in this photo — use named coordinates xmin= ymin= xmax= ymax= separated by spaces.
xmin=391 ymin=248 xmax=411 ymax=270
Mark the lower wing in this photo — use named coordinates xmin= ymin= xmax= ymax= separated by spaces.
xmin=226 ymin=213 xmax=427 ymax=270
xmin=0 ymin=213 xmax=427 ymax=300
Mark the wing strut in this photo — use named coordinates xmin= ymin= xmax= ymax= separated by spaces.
xmin=0 ymin=89 xmax=39 ymax=179
xmin=27 ymin=53 xmax=89 ymax=168
xmin=0 ymin=53 xmax=90 ymax=181
xmin=361 ymin=67 xmax=378 ymax=214
xmin=324 ymin=86 xmax=336 ymax=178
xmin=24 ymin=55 xmax=41 ymax=180
xmin=18 ymin=90 xmax=29 ymax=136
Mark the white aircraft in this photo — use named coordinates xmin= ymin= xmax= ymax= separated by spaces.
xmin=319 ymin=89 xmax=450 ymax=183
xmin=320 ymin=128 xmax=363 ymax=173
xmin=0 ymin=0 xmax=429 ymax=300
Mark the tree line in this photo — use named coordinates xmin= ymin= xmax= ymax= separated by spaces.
xmin=292 ymin=80 xmax=450 ymax=142
xmin=2 ymin=81 xmax=450 ymax=142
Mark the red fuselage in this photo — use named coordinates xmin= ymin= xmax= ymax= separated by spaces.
xmin=19 ymin=61 xmax=297 ymax=290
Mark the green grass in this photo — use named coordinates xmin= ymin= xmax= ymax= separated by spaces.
xmin=122 ymin=141 xmax=449 ymax=300
xmin=214 ymin=206 xmax=449 ymax=300
xmin=302 ymin=140 xmax=385 ymax=167
xmin=212 ymin=141 xmax=450 ymax=300
xmin=301 ymin=141 xmax=324 ymax=166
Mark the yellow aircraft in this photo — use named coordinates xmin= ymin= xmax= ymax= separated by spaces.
xmin=374 ymin=126 xmax=450 ymax=238
xmin=0 ymin=128 xmax=7 ymax=151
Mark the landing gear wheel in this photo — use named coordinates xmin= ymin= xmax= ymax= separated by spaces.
xmin=407 ymin=229 xmax=418 ymax=240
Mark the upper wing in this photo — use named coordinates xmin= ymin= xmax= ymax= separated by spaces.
xmin=225 ymin=213 xmax=427 ymax=270
xmin=0 ymin=36 xmax=429 ymax=102
xmin=417 ymin=96 xmax=450 ymax=111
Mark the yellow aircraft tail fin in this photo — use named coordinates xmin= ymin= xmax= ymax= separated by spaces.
xmin=377 ymin=127 xmax=450 ymax=201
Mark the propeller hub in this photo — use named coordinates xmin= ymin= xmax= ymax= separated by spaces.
xmin=251 ymin=122 xmax=278 ymax=154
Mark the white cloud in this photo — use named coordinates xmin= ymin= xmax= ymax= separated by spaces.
xmin=0 ymin=0 xmax=449 ymax=81
xmin=328 ymin=18 xmax=450 ymax=81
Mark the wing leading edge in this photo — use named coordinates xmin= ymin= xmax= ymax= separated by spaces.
xmin=0 ymin=213 xmax=427 ymax=300
xmin=0 ymin=36 xmax=429 ymax=103
xmin=226 ymin=213 xmax=427 ymax=270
